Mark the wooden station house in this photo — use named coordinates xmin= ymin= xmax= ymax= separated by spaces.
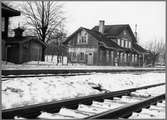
xmin=64 ymin=20 xmax=148 ymax=66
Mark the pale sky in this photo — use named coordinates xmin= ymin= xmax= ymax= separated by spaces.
xmin=10 ymin=1 xmax=165 ymax=47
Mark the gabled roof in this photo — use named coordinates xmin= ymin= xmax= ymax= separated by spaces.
xmin=64 ymin=27 xmax=123 ymax=50
xmin=2 ymin=3 xmax=21 ymax=17
xmin=92 ymin=24 xmax=137 ymax=42
xmin=6 ymin=36 xmax=47 ymax=47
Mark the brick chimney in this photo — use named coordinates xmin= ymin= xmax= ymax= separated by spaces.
xmin=99 ymin=20 xmax=105 ymax=34
xmin=14 ymin=27 xmax=24 ymax=38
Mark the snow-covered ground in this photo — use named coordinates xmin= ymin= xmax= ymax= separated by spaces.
xmin=2 ymin=60 xmax=165 ymax=70
xmin=2 ymin=72 xmax=165 ymax=110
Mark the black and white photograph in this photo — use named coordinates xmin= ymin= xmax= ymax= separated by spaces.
xmin=1 ymin=1 xmax=166 ymax=119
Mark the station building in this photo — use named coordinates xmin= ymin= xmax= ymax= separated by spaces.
xmin=64 ymin=20 xmax=149 ymax=66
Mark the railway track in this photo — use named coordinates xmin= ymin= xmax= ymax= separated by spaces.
xmin=2 ymin=83 xmax=165 ymax=119
xmin=1 ymin=73 xmax=92 ymax=79
xmin=2 ymin=68 xmax=165 ymax=76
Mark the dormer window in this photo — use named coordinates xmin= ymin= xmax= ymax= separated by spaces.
xmin=78 ymin=30 xmax=88 ymax=44
xmin=123 ymin=30 xmax=126 ymax=35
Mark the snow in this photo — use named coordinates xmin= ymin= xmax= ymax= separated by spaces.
xmin=131 ymin=85 xmax=165 ymax=98
xmin=2 ymin=72 xmax=165 ymax=110
xmin=38 ymin=112 xmax=75 ymax=119
xmin=2 ymin=60 xmax=165 ymax=70
xmin=129 ymin=107 xmax=165 ymax=119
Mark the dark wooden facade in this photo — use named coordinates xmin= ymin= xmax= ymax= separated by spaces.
xmin=1 ymin=3 xmax=47 ymax=64
xmin=6 ymin=36 xmax=46 ymax=64
xmin=64 ymin=21 xmax=148 ymax=66
xmin=1 ymin=3 xmax=21 ymax=60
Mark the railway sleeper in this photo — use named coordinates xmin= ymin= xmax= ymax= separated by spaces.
xmin=85 ymin=94 xmax=165 ymax=119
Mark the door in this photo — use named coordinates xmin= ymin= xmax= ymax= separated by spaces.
xmin=87 ymin=52 xmax=93 ymax=65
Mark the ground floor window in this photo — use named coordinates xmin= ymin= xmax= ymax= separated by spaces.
xmin=71 ymin=52 xmax=77 ymax=61
xmin=106 ymin=50 xmax=109 ymax=62
xmin=111 ymin=51 xmax=114 ymax=62
xmin=124 ymin=53 xmax=127 ymax=63
xmin=135 ymin=54 xmax=138 ymax=63
xmin=132 ymin=54 xmax=134 ymax=62
xmin=79 ymin=52 xmax=85 ymax=61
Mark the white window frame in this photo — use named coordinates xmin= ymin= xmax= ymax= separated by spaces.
xmin=77 ymin=30 xmax=88 ymax=44
xmin=121 ymin=39 xmax=124 ymax=47
xmin=117 ymin=39 xmax=120 ymax=46
xmin=129 ymin=42 xmax=131 ymax=48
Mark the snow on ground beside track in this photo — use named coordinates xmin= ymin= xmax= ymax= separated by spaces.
xmin=2 ymin=72 xmax=165 ymax=109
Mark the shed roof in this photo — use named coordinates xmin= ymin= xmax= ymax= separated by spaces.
xmin=2 ymin=3 xmax=20 ymax=17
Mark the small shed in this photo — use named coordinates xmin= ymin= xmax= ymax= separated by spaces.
xmin=5 ymin=27 xmax=47 ymax=64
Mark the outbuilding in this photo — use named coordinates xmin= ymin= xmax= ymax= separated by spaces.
xmin=5 ymin=27 xmax=47 ymax=64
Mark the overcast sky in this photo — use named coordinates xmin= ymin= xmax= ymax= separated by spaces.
xmin=10 ymin=1 xmax=165 ymax=47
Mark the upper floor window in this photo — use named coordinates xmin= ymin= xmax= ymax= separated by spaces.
xmin=78 ymin=30 xmax=88 ymax=44
xmin=129 ymin=42 xmax=132 ymax=48
xmin=117 ymin=39 xmax=121 ymax=46
xmin=121 ymin=39 xmax=124 ymax=47
xmin=125 ymin=40 xmax=128 ymax=48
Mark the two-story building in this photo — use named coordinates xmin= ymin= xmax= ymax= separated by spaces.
xmin=64 ymin=20 xmax=148 ymax=66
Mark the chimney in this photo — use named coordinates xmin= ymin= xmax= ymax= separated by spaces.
xmin=14 ymin=27 xmax=24 ymax=38
xmin=99 ymin=20 xmax=105 ymax=34
xmin=134 ymin=24 xmax=137 ymax=40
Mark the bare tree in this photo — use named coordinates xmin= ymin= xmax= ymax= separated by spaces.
xmin=145 ymin=39 xmax=165 ymax=66
xmin=22 ymin=1 xmax=65 ymax=61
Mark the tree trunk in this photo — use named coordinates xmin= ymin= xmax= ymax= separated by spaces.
xmin=41 ymin=47 xmax=45 ymax=61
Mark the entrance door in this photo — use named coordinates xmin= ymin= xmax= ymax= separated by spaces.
xmin=87 ymin=52 xmax=93 ymax=65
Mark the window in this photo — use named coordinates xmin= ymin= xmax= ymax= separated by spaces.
xmin=71 ymin=52 xmax=77 ymax=61
xmin=129 ymin=42 xmax=131 ymax=48
xmin=121 ymin=40 xmax=124 ymax=47
xmin=125 ymin=41 xmax=128 ymax=48
xmin=132 ymin=54 xmax=134 ymax=62
xmin=80 ymin=52 xmax=84 ymax=61
xmin=111 ymin=51 xmax=113 ymax=61
xmin=135 ymin=54 xmax=138 ymax=62
xmin=117 ymin=39 xmax=121 ymax=46
xmin=124 ymin=40 xmax=126 ymax=48
xmin=106 ymin=51 xmax=109 ymax=62
xmin=124 ymin=53 xmax=127 ymax=63
xmin=127 ymin=41 xmax=129 ymax=48
xmin=78 ymin=30 xmax=88 ymax=44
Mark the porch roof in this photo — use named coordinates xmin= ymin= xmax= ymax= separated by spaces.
xmin=2 ymin=3 xmax=21 ymax=17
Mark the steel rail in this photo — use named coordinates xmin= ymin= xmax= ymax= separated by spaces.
xmin=2 ymin=83 xmax=165 ymax=119
xmin=85 ymin=93 xmax=165 ymax=119
xmin=2 ymin=68 xmax=165 ymax=76
xmin=2 ymin=73 xmax=92 ymax=79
